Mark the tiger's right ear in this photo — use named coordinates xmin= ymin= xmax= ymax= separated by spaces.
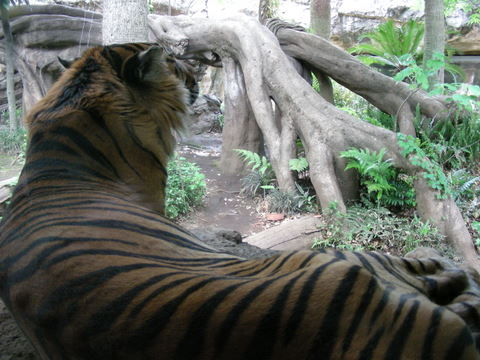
xmin=58 ymin=57 xmax=73 ymax=69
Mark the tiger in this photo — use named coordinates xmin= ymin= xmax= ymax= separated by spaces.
xmin=0 ymin=42 xmax=479 ymax=360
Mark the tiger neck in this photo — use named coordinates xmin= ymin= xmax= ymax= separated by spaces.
xmin=21 ymin=109 xmax=172 ymax=214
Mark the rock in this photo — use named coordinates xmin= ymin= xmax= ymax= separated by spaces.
xmin=191 ymin=227 xmax=278 ymax=259
xmin=448 ymin=27 xmax=480 ymax=55
xmin=185 ymin=94 xmax=222 ymax=135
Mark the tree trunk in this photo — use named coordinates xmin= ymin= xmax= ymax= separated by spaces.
xmin=309 ymin=0 xmax=334 ymax=104
xmin=0 ymin=2 xmax=17 ymax=131
xmin=102 ymin=0 xmax=148 ymax=44
xmin=150 ymin=15 xmax=479 ymax=271
xmin=219 ymin=57 xmax=263 ymax=175
xmin=310 ymin=0 xmax=330 ymax=39
xmin=424 ymin=0 xmax=445 ymax=90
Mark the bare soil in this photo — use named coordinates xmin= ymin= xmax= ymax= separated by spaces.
xmin=177 ymin=133 xmax=266 ymax=236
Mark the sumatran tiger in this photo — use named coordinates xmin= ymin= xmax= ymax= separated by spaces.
xmin=1 ymin=43 xmax=480 ymax=360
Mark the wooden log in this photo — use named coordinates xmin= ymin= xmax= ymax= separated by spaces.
xmin=244 ymin=215 xmax=323 ymax=251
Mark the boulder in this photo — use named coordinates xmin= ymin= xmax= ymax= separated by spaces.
xmin=186 ymin=94 xmax=222 ymax=135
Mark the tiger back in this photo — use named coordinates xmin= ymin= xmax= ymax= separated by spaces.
xmin=0 ymin=43 xmax=479 ymax=360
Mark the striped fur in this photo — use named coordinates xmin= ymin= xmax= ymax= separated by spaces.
xmin=1 ymin=43 xmax=479 ymax=360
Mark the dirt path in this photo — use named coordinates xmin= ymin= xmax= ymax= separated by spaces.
xmin=177 ymin=133 xmax=266 ymax=237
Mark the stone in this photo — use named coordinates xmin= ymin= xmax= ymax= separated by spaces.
xmin=185 ymin=94 xmax=222 ymax=135
xmin=448 ymin=27 xmax=480 ymax=55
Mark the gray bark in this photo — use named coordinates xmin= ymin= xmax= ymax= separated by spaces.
xmin=424 ymin=0 xmax=445 ymax=89
xmin=102 ymin=0 xmax=148 ymax=44
xmin=219 ymin=57 xmax=263 ymax=175
xmin=1 ymin=3 xmax=17 ymax=130
xmin=149 ymin=14 xmax=479 ymax=271
xmin=310 ymin=0 xmax=331 ymax=39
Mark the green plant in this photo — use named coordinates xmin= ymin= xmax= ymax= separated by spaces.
xmin=340 ymin=147 xmax=416 ymax=207
xmin=234 ymin=149 xmax=273 ymax=177
xmin=314 ymin=203 xmax=445 ymax=254
xmin=0 ymin=128 xmax=27 ymax=155
xmin=397 ymin=133 xmax=452 ymax=199
xmin=289 ymin=157 xmax=308 ymax=172
xmin=333 ymin=83 xmax=395 ymax=130
xmin=211 ymin=113 xmax=225 ymax=132
xmin=235 ymin=149 xmax=276 ymax=196
xmin=448 ymin=169 xmax=480 ymax=202
xmin=349 ymin=20 xmax=424 ymax=73
xmin=266 ymin=183 xmax=317 ymax=215
xmin=445 ymin=0 xmax=480 ymax=25
xmin=394 ymin=52 xmax=464 ymax=91
xmin=240 ymin=170 xmax=274 ymax=197
xmin=165 ymin=155 xmax=206 ymax=219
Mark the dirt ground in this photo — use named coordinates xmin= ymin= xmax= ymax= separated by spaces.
xmin=0 ymin=133 xmax=276 ymax=359
xmin=177 ymin=133 xmax=267 ymax=236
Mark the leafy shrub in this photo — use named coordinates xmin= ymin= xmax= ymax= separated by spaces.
xmin=266 ymin=183 xmax=317 ymax=215
xmin=398 ymin=134 xmax=452 ymax=199
xmin=165 ymin=155 xmax=206 ymax=219
xmin=333 ymin=84 xmax=395 ymax=130
xmin=0 ymin=128 xmax=27 ymax=155
xmin=289 ymin=157 xmax=308 ymax=173
xmin=349 ymin=20 xmax=424 ymax=73
xmin=240 ymin=170 xmax=274 ymax=197
xmin=211 ymin=113 xmax=224 ymax=132
xmin=340 ymin=147 xmax=416 ymax=208
xmin=235 ymin=149 xmax=276 ymax=197
xmin=394 ymin=52 xmax=464 ymax=91
xmin=314 ymin=202 xmax=445 ymax=255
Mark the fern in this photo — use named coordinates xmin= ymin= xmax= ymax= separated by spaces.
xmin=235 ymin=149 xmax=276 ymax=197
xmin=234 ymin=149 xmax=272 ymax=176
xmin=341 ymin=147 xmax=416 ymax=207
xmin=349 ymin=20 xmax=424 ymax=73
xmin=289 ymin=157 xmax=309 ymax=172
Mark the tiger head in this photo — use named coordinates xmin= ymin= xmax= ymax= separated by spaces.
xmin=23 ymin=43 xmax=198 ymax=214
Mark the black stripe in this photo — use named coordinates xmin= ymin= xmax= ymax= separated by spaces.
xmin=342 ymin=277 xmax=377 ymax=355
xmin=225 ymin=255 xmax=281 ymax=276
xmin=297 ymin=251 xmax=318 ymax=268
xmin=308 ymin=266 xmax=361 ymax=359
xmin=353 ymin=252 xmax=378 ymax=275
xmin=29 ymin=139 xmax=80 ymax=158
xmin=369 ymin=286 xmax=392 ymax=328
xmin=445 ymin=326 xmax=475 ymax=360
xmin=214 ymin=276 xmax=288 ymax=356
xmin=124 ymin=277 xmax=226 ymax=351
xmin=359 ymin=326 xmax=385 ymax=359
xmin=86 ymin=108 xmax=143 ymax=179
xmin=421 ymin=307 xmax=443 ymax=360
xmin=23 ymin=158 xmax=114 ymax=182
xmin=175 ymin=281 xmax=248 ymax=359
xmin=283 ymin=258 xmax=339 ymax=344
xmin=385 ymin=300 xmax=420 ymax=359
xmin=244 ymin=272 xmax=305 ymax=359
xmin=52 ymin=126 xmax=119 ymax=177
xmin=124 ymin=121 xmax=168 ymax=176
xmin=390 ymin=293 xmax=418 ymax=328
xmin=268 ymin=252 xmax=297 ymax=274
xmin=83 ymin=271 xmax=184 ymax=337
xmin=35 ymin=263 xmax=164 ymax=330
xmin=368 ymin=252 xmax=425 ymax=293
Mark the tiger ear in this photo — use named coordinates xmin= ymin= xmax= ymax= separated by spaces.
xmin=123 ymin=46 xmax=165 ymax=83
xmin=58 ymin=56 xmax=73 ymax=69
